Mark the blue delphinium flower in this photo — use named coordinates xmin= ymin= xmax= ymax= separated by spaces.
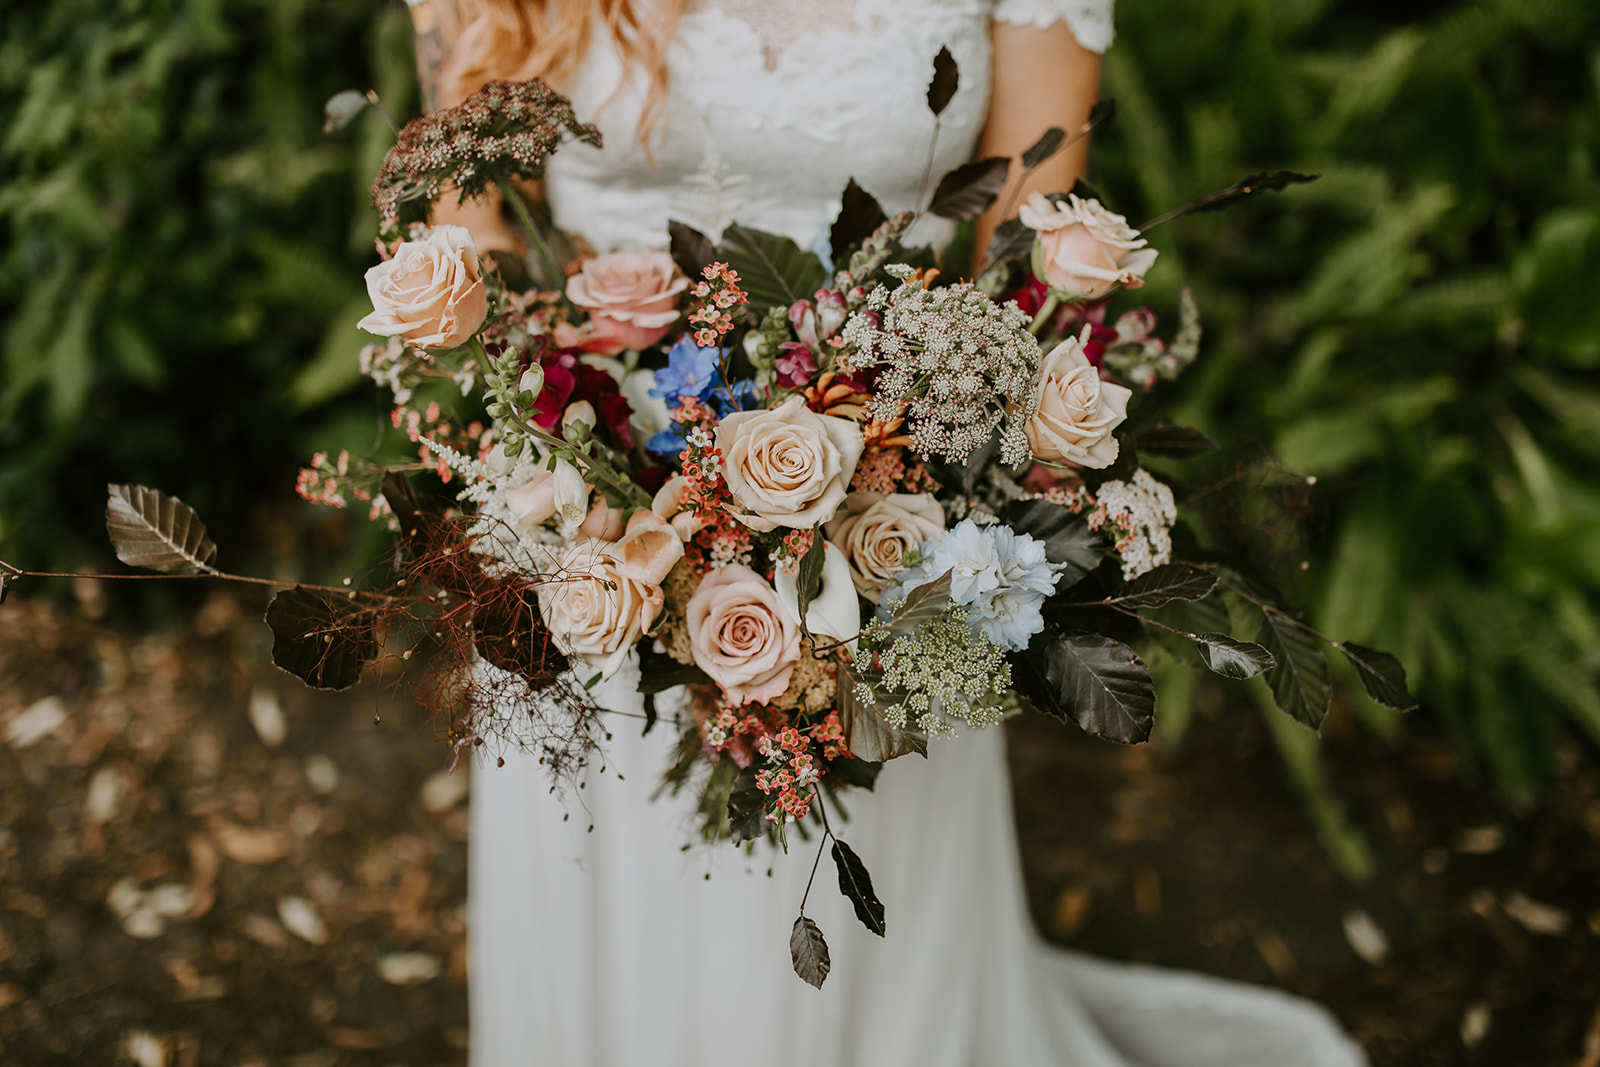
xmin=649 ymin=336 xmax=721 ymax=404
xmin=643 ymin=335 xmax=764 ymax=458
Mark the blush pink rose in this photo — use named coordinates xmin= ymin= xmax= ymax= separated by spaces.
xmin=358 ymin=225 xmax=488 ymax=350
xmin=565 ymin=249 xmax=688 ymax=355
xmin=686 ymin=565 xmax=801 ymax=705
xmin=1026 ymin=330 xmax=1133 ymax=469
xmin=714 ymin=395 xmax=864 ymax=532
xmin=536 ymin=511 xmax=685 ymax=680
xmin=1019 ymin=193 xmax=1159 ymax=302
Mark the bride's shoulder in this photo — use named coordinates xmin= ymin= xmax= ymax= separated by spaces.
xmin=989 ymin=0 xmax=1114 ymax=53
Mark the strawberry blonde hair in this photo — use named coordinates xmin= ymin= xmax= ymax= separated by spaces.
xmin=443 ymin=0 xmax=684 ymax=143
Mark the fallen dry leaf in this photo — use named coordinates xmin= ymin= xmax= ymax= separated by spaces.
xmin=1343 ymin=908 xmax=1390 ymax=965
xmin=277 ymin=896 xmax=329 ymax=946
xmin=1502 ymin=890 xmax=1570 ymax=936
xmin=376 ymin=952 xmax=442 ymax=986
xmin=6 ymin=696 xmax=67 ymax=748
xmin=209 ymin=820 xmax=289 ymax=865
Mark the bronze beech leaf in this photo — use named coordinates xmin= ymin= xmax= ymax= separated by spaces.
xmin=105 ymin=484 xmax=218 ymax=575
xmin=790 ymin=916 xmax=831 ymax=989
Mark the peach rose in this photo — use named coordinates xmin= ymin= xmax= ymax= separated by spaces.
xmin=1019 ymin=193 xmax=1159 ymax=301
xmin=536 ymin=511 xmax=685 ymax=680
xmin=714 ymin=395 xmax=864 ymax=532
xmin=565 ymin=249 xmax=688 ymax=355
xmin=1026 ymin=330 xmax=1133 ymax=469
xmin=686 ymin=565 xmax=801 ymax=705
xmin=358 ymin=225 xmax=488 ymax=350
xmin=823 ymin=493 xmax=947 ymax=602
xmin=651 ymin=474 xmax=705 ymax=542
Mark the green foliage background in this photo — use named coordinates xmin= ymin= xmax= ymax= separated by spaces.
xmin=3 ymin=0 xmax=1598 ymax=805
xmin=1094 ymin=0 xmax=1600 ymax=804
xmin=0 ymin=0 xmax=414 ymax=581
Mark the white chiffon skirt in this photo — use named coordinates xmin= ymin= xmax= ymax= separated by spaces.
xmin=470 ymin=662 xmax=1367 ymax=1067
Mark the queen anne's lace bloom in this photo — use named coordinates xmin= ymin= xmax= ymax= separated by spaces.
xmin=836 ymin=273 xmax=1041 ymax=467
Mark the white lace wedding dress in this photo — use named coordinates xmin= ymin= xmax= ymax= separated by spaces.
xmin=471 ymin=2 xmax=1369 ymax=1064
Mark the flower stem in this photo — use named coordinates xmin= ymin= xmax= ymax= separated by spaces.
xmin=471 ymin=337 xmax=647 ymax=508
xmin=1029 ymin=290 xmax=1061 ymax=336
xmin=496 ymin=179 xmax=564 ymax=289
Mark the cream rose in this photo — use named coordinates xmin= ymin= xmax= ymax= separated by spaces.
xmin=536 ymin=511 xmax=685 ymax=680
xmin=1019 ymin=193 xmax=1159 ymax=301
xmin=566 ymin=249 xmax=689 ymax=354
xmin=1026 ymin=330 xmax=1133 ymax=469
xmin=686 ymin=564 xmax=801 ymax=705
xmin=715 ymin=395 xmax=864 ymax=532
xmin=358 ymin=225 xmax=488 ymax=350
xmin=823 ymin=493 xmax=947 ymax=602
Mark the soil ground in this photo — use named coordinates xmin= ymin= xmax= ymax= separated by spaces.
xmin=2 ymin=590 xmax=1597 ymax=1065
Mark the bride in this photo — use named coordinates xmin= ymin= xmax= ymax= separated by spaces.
xmin=406 ymin=1 xmax=1369 ymax=1064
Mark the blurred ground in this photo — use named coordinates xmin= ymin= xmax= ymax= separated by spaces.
xmin=2 ymin=590 xmax=1598 ymax=1066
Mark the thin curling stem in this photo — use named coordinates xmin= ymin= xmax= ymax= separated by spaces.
xmin=497 ymin=179 xmax=564 ymax=288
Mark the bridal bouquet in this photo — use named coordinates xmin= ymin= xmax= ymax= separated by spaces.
xmin=19 ymin=60 xmax=1416 ymax=987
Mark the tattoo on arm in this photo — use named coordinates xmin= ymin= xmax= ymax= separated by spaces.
xmin=410 ymin=0 xmax=457 ymax=114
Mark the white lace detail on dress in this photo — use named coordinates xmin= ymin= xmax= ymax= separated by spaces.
xmin=687 ymin=0 xmax=865 ymax=71
xmin=991 ymin=0 xmax=1115 ymax=53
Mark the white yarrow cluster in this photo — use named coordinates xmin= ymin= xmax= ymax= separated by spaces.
xmin=1095 ymin=470 xmax=1177 ymax=580
xmin=836 ymin=274 xmax=1040 ymax=467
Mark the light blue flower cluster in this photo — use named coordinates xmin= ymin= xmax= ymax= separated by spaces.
xmin=881 ymin=519 xmax=1063 ymax=651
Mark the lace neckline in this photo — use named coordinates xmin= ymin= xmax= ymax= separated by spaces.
xmin=685 ymin=0 xmax=865 ymax=71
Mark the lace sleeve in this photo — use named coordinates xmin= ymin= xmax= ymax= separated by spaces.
xmin=991 ymin=0 xmax=1114 ymax=54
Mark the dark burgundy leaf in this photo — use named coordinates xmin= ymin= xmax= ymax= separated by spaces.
xmin=790 ymin=916 xmax=831 ymax=989
xmin=924 ymin=430 xmax=1000 ymax=496
xmin=832 ymin=840 xmax=886 ymax=936
xmin=830 ymin=179 xmax=887 ymax=261
xmin=1192 ymin=632 xmax=1276 ymax=679
xmin=1140 ymin=171 xmax=1320 ymax=231
xmin=1110 ymin=564 xmax=1217 ymax=609
xmin=668 ymin=219 xmax=716 ymax=281
xmin=1136 ymin=424 xmax=1219 ymax=458
xmin=1018 ymin=632 xmax=1155 ymax=744
xmin=885 ymin=572 xmax=952 ymax=636
xmin=825 ymin=755 xmax=882 ymax=790
xmin=1256 ymin=611 xmax=1333 ymax=729
xmin=795 ymin=532 xmax=828 ymax=639
xmin=728 ymin=765 xmax=773 ymax=844
xmin=1069 ymin=178 xmax=1105 ymax=204
xmin=837 ymin=660 xmax=929 ymax=763
xmin=1341 ymin=642 xmax=1419 ymax=712
xmin=928 ymin=157 xmax=1011 ymax=222
xmin=1021 ymin=126 xmax=1066 ymax=170
xmin=926 ymin=46 xmax=958 ymax=116
xmin=474 ymin=584 xmax=566 ymax=687
xmin=1000 ymin=500 xmax=1107 ymax=588
xmin=982 ymin=217 xmax=1033 ymax=271
xmin=264 ymin=586 xmax=379 ymax=691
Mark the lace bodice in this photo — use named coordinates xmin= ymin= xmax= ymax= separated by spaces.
xmin=543 ymin=0 xmax=1114 ymax=253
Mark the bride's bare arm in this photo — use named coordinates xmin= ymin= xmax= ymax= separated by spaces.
xmin=407 ymin=0 xmax=525 ymax=260
xmin=975 ymin=21 xmax=1103 ymax=262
